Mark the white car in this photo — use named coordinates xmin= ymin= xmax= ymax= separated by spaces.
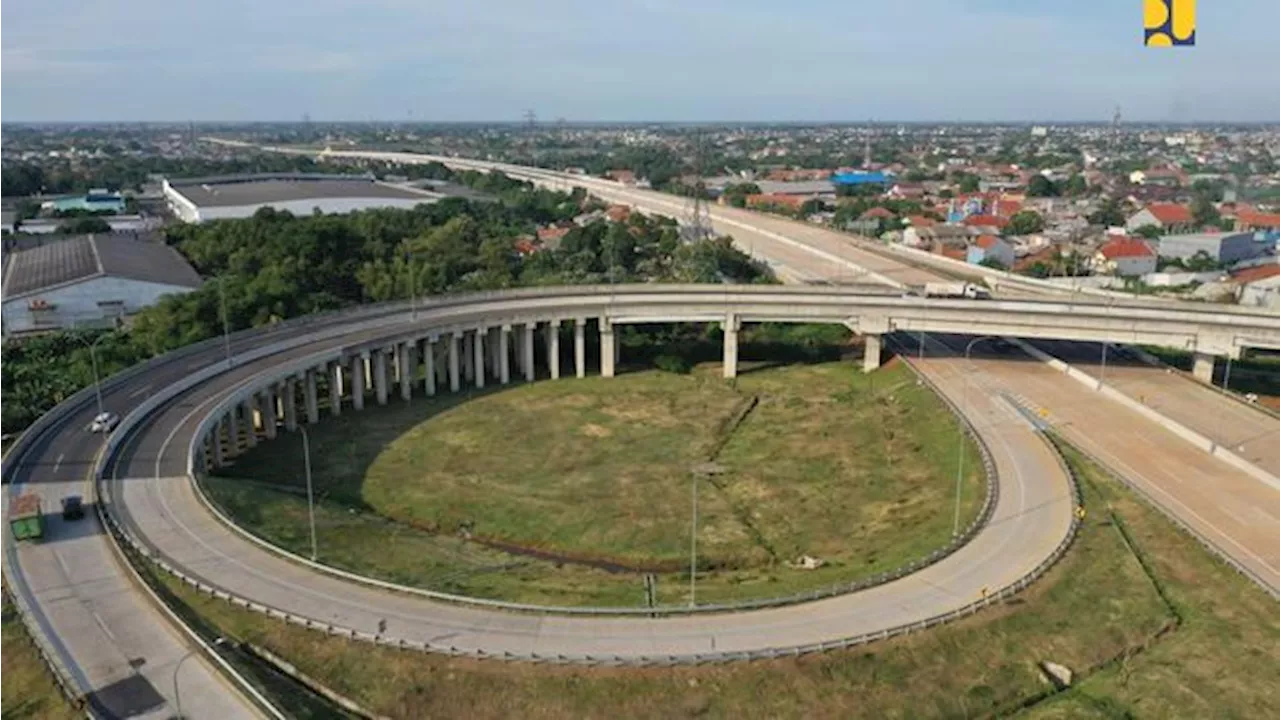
xmin=88 ymin=412 xmax=119 ymax=434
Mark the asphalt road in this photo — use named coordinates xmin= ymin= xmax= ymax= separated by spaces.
xmin=2 ymin=317 xmax=409 ymax=719
xmin=104 ymin=318 xmax=1074 ymax=660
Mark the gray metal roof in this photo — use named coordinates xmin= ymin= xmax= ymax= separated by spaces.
xmin=2 ymin=235 xmax=203 ymax=301
xmin=170 ymin=177 xmax=436 ymax=208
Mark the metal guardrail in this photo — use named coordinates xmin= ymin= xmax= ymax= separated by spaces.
xmin=172 ymin=304 xmax=1000 ymax=616
xmin=0 ymin=581 xmax=90 ymax=715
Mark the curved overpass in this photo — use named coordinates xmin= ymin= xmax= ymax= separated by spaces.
xmin=7 ymin=284 xmax=1278 ymax=713
xmin=105 ymin=285 xmax=1078 ymax=662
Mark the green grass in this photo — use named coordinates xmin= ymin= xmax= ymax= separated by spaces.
xmin=1 ymin=592 xmax=81 ymax=720
xmin=208 ymin=360 xmax=985 ymax=607
xmin=148 ymin=439 xmax=1280 ymax=719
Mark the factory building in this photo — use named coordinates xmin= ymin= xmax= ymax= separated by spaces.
xmin=1156 ymin=232 xmax=1263 ymax=265
xmin=162 ymin=173 xmax=442 ymax=223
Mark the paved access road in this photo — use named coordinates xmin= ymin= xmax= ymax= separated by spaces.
xmin=921 ymin=335 xmax=1280 ymax=596
xmin=2 ymin=315 xmax=412 ymax=719
xmin=105 ymin=317 xmax=1075 ymax=660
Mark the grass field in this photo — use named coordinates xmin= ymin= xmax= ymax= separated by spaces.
xmin=1 ymin=592 xmax=80 ymax=720
xmin=160 ymin=443 xmax=1280 ymax=719
xmin=208 ymin=360 xmax=985 ymax=607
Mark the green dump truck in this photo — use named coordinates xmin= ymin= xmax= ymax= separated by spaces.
xmin=10 ymin=493 xmax=45 ymax=541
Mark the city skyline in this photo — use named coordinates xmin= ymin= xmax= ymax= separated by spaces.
xmin=2 ymin=0 xmax=1279 ymax=123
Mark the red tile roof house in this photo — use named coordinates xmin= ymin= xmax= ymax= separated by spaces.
xmin=536 ymin=225 xmax=571 ymax=250
xmin=860 ymin=207 xmax=896 ymax=220
xmin=1236 ymin=210 xmax=1280 ymax=232
xmin=1125 ymin=203 xmax=1196 ymax=234
xmin=962 ymin=214 xmax=1010 ymax=232
xmin=606 ymin=169 xmax=637 ymax=185
xmin=1093 ymin=236 xmax=1157 ymax=277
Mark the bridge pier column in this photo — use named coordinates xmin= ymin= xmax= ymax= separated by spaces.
xmin=330 ymin=361 xmax=343 ymax=417
xmin=283 ymin=379 xmax=298 ymax=432
xmin=226 ymin=404 xmax=240 ymax=455
xmin=499 ymin=325 xmax=512 ymax=384
xmin=351 ymin=353 xmax=366 ymax=411
xmin=209 ymin=427 xmax=224 ymax=468
xmin=399 ymin=343 xmax=414 ymax=401
xmin=863 ymin=334 xmax=883 ymax=373
xmin=448 ymin=333 xmax=461 ymax=392
xmin=243 ymin=397 xmax=258 ymax=447
xmin=373 ymin=349 xmax=389 ymax=406
xmin=522 ymin=323 xmax=536 ymax=381
xmin=488 ymin=327 xmax=501 ymax=379
xmin=600 ymin=320 xmax=616 ymax=378
xmin=723 ymin=313 xmax=740 ymax=379
xmin=574 ymin=319 xmax=586 ymax=378
xmin=262 ymin=387 xmax=278 ymax=439
xmin=305 ymin=369 xmax=319 ymax=424
xmin=547 ymin=321 xmax=561 ymax=380
xmin=1192 ymin=352 xmax=1216 ymax=384
xmin=463 ymin=331 xmax=476 ymax=384
xmin=423 ymin=338 xmax=437 ymax=397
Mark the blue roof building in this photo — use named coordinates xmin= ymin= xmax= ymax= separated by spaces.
xmin=830 ymin=171 xmax=890 ymax=186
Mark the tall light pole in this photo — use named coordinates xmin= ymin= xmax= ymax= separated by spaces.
xmin=690 ymin=469 xmax=699 ymax=608
xmin=78 ymin=333 xmax=111 ymax=418
xmin=404 ymin=245 xmax=418 ymax=322
xmin=956 ymin=335 xmax=994 ymax=537
xmin=299 ymin=426 xmax=318 ymax=561
xmin=173 ymin=638 xmax=223 ymax=719
xmin=218 ymin=276 xmax=232 ymax=368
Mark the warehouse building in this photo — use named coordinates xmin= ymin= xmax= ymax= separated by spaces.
xmin=1156 ymin=232 xmax=1263 ymax=265
xmin=2 ymin=234 xmax=202 ymax=336
xmin=162 ymin=173 xmax=442 ymax=223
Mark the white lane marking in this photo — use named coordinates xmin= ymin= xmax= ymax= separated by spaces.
xmin=53 ymin=453 xmax=65 ymax=472
xmin=127 ymin=385 xmax=153 ymax=399
xmin=92 ymin=611 xmax=118 ymax=643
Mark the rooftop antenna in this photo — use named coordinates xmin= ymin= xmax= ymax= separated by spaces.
xmin=682 ymin=132 xmax=714 ymax=243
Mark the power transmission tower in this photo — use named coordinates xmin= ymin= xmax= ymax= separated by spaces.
xmin=681 ymin=133 xmax=714 ymax=242
xmin=522 ymin=109 xmax=537 ymax=130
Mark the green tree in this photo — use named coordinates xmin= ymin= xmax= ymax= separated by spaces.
xmin=1132 ymin=224 xmax=1163 ymax=240
xmin=1087 ymin=198 xmax=1126 ymax=227
xmin=1063 ymin=174 xmax=1088 ymax=196
xmin=1191 ymin=195 xmax=1220 ymax=228
xmin=956 ymin=173 xmax=980 ymax=193
xmin=1026 ymin=175 xmax=1060 ymax=198
xmin=1005 ymin=210 xmax=1045 ymax=235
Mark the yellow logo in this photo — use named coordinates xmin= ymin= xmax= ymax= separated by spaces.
xmin=1145 ymin=0 xmax=1195 ymax=46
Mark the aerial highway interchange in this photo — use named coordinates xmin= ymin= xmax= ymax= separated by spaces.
xmin=4 ymin=152 xmax=1279 ymax=720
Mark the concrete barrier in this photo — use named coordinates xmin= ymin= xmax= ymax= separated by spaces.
xmin=1009 ymin=338 xmax=1279 ymax=490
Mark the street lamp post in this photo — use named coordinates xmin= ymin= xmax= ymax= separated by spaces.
xmin=955 ymin=335 xmax=994 ymax=537
xmin=78 ymin=333 xmax=111 ymax=418
xmin=299 ymin=426 xmax=318 ymax=561
xmin=172 ymin=638 xmax=224 ymax=719
xmin=689 ymin=470 xmax=699 ymax=608
xmin=218 ymin=276 xmax=232 ymax=368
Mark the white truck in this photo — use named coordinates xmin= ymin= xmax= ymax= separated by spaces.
xmin=922 ymin=281 xmax=991 ymax=299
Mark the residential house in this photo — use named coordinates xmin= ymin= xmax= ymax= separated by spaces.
xmin=606 ymin=169 xmax=637 ymax=185
xmin=536 ymin=225 xmax=572 ymax=250
xmin=745 ymin=194 xmax=807 ymax=212
xmin=962 ymin=214 xmax=1010 ymax=233
xmin=1236 ymin=210 xmax=1280 ymax=233
xmin=1232 ymin=264 xmax=1280 ymax=309
xmin=1092 ymin=236 xmax=1157 ymax=276
xmin=967 ymin=235 xmax=1015 ymax=268
xmin=1157 ymin=232 xmax=1262 ymax=265
xmin=1125 ymin=203 xmax=1196 ymax=234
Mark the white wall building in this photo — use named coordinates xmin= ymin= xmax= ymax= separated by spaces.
xmin=2 ymin=235 xmax=202 ymax=336
xmin=162 ymin=173 xmax=443 ymax=223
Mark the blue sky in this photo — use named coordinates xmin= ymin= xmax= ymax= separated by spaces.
xmin=2 ymin=0 xmax=1277 ymax=122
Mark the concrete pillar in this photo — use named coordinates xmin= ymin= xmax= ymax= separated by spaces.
xmin=488 ymin=327 xmax=501 ymax=379
xmin=304 ymin=370 xmax=319 ymax=424
xmin=210 ymin=426 xmax=225 ymax=467
xmin=448 ymin=333 xmax=461 ymax=392
xmin=722 ymin=314 xmax=739 ymax=380
xmin=283 ymin=379 xmax=298 ymax=432
xmin=474 ymin=328 xmax=486 ymax=389
xmin=600 ymin=319 xmax=616 ymax=378
xmin=547 ymin=321 xmax=561 ymax=380
xmin=373 ymin=349 xmax=389 ymax=406
xmin=434 ymin=338 xmax=448 ymax=386
xmin=574 ymin=318 xmax=587 ymax=379
xmin=363 ymin=354 xmax=372 ymax=395
xmin=863 ymin=334 xmax=883 ymax=373
xmin=243 ymin=397 xmax=258 ymax=448
xmin=226 ymin=404 xmax=240 ymax=455
xmin=423 ymin=338 xmax=437 ymax=397
xmin=400 ymin=343 xmax=414 ymax=401
xmin=262 ymin=387 xmax=278 ymax=439
xmin=522 ymin=323 xmax=536 ymax=382
xmin=499 ymin=325 xmax=511 ymax=384
xmin=351 ymin=354 xmax=366 ymax=411
xmin=463 ymin=331 xmax=476 ymax=383
xmin=1192 ymin=352 xmax=1216 ymax=384
xmin=330 ymin=361 xmax=343 ymax=417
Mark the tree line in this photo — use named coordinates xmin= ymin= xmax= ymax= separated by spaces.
xmin=2 ymin=173 xmax=771 ymax=431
